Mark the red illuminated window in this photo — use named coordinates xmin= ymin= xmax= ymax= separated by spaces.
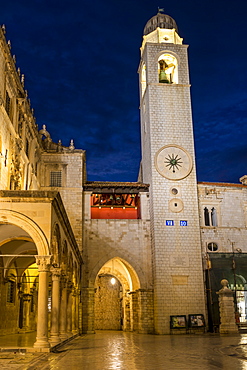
xmin=91 ymin=193 xmax=140 ymax=219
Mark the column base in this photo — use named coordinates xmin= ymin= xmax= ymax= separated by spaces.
xmin=34 ymin=337 xmax=50 ymax=348
xmin=59 ymin=333 xmax=69 ymax=340
xmin=220 ymin=324 xmax=238 ymax=334
xmin=49 ymin=335 xmax=61 ymax=346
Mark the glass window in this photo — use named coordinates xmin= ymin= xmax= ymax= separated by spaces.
xmin=207 ymin=242 xmax=218 ymax=252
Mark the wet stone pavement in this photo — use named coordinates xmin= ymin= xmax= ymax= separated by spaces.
xmin=1 ymin=331 xmax=247 ymax=369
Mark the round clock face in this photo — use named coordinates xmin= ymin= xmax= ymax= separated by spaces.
xmin=154 ymin=145 xmax=193 ymax=180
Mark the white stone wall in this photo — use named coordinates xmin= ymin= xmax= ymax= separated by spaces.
xmin=41 ymin=152 xmax=84 ymax=250
xmin=139 ymin=40 xmax=205 ymax=334
xmin=198 ymin=183 xmax=247 ymax=254
xmin=83 ymin=218 xmax=152 ymax=289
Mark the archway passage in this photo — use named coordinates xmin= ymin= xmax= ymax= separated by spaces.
xmin=95 ymin=274 xmax=122 ymax=330
xmin=0 ymin=223 xmax=38 ymax=335
xmin=94 ymin=257 xmax=140 ymax=331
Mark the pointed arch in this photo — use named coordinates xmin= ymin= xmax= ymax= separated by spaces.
xmin=91 ymin=255 xmax=141 ymax=291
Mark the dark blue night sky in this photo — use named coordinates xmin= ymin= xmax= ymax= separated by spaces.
xmin=2 ymin=0 xmax=247 ymax=183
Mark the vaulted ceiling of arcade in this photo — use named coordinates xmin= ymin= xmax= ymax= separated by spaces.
xmin=0 ymin=224 xmax=37 ymax=283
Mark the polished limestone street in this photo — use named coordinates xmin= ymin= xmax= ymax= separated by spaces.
xmin=1 ymin=331 xmax=247 ymax=369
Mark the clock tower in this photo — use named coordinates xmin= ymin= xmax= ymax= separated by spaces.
xmin=139 ymin=12 xmax=205 ymax=334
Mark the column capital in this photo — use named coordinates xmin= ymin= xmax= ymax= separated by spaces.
xmin=35 ymin=256 xmax=51 ymax=272
xmin=22 ymin=293 xmax=32 ymax=302
xmin=50 ymin=267 xmax=62 ymax=279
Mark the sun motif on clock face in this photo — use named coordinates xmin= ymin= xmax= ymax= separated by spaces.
xmin=154 ymin=145 xmax=193 ymax=180
xmin=164 ymin=153 xmax=183 ymax=173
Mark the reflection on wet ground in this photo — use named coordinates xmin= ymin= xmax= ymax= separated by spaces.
xmin=0 ymin=331 xmax=36 ymax=348
xmin=1 ymin=331 xmax=247 ymax=369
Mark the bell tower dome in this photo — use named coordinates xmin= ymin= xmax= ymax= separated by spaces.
xmin=138 ymin=12 xmax=206 ymax=334
xmin=143 ymin=12 xmax=178 ymax=34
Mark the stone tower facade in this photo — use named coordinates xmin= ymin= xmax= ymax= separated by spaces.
xmin=139 ymin=12 xmax=206 ymax=334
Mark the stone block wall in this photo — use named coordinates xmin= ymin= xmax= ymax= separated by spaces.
xmin=138 ymin=289 xmax=154 ymax=334
xmin=41 ymin=152 xmax=84 ymax=251
xmin=81 ymin=287 xmax=95 ymax=334
xmin=198 ymin=183 xmax=247 ymax=253
xmin=83 ymin=218 xmax=152 ymax=289
xmin=82 ymin=201 xmax=153 ymax=333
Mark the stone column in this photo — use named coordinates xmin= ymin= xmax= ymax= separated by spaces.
xmin=66 ymin=285 xmax=73 ymax=335
xmin=59 ymin=278 xmax=68 ymax=340
xmin=49 ymin=268 xmax=61 ymax=346
xmin=34 ymin=256 xmax=51 ymax=348
xmin=72 ymin=288 xmax=78 ymax=334
xmin=22 ymin=294 xmax=32 ymax=331
xmin=76 ymin=290 xmax=81 ymax=333
xmin=217 ymin=279 xmax=238 ymax=334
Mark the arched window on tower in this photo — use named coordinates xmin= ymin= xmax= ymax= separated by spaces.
xmin=158 ymin=54 xmax=178 ymax=84
xmin=204 ymin=207 xmax=218 ymax=227
xmin=141 ymin=63 xmax=147 ymax=97
xmin=204 ymin=207 xmax=210 ymax=226
xmin=211 ymin=207 xmax=217 ymax=227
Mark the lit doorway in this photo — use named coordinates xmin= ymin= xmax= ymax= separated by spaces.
xmin=95 ymin=274 xmax=122 ymax=330
xmin=94 ymin=257 xmax=140 ymax=331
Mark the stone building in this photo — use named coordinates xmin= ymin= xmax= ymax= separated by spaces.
xmin=0 ymin=24 xmax=84 ymax=349
xmin=0 ymin=11 xmax=247 ymax=348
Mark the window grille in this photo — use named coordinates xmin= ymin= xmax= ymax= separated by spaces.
xmin=7 ymin=280 xmax=15 ymax=303
xmin=50 ymin=171 xmax=62 ymax=187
